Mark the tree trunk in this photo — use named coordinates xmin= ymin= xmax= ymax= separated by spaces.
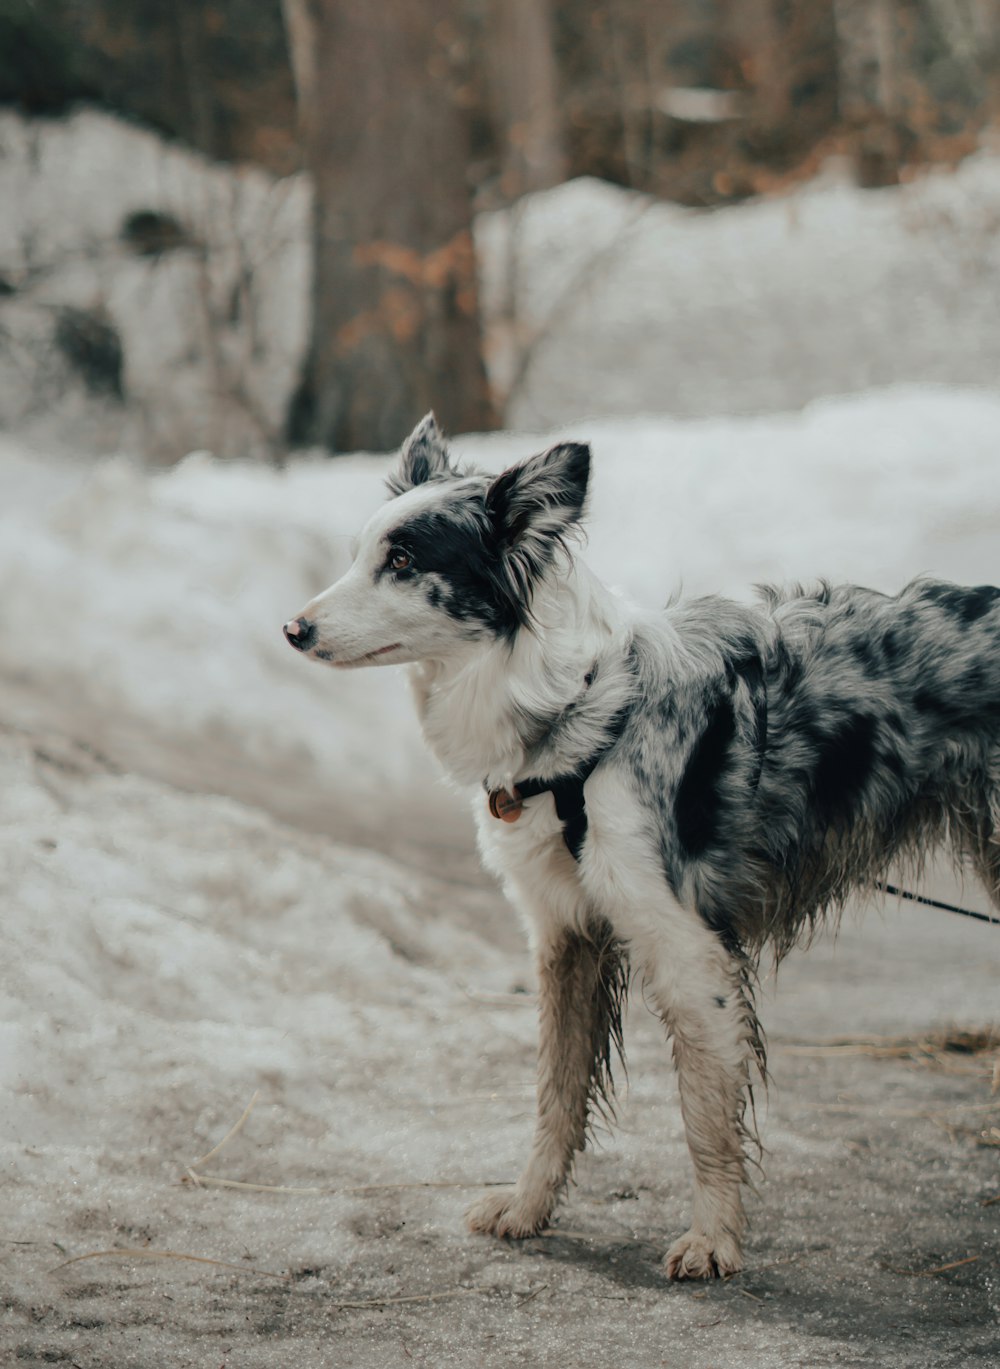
xmin=287 ymin=0 xmax=496 ymax=453
xmin=485 ymin=0 xmax=565 ymax=199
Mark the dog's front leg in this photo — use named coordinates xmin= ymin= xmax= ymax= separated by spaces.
xmin=641 ymin=925 xmax=759 ymax=1280
xmin=467 ymin=922 xmax=623 ymax=1239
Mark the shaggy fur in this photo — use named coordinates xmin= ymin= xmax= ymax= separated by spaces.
xmin=284 ymin=414 xmax=1000 ymax=1280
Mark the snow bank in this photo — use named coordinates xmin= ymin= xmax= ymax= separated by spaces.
xmin=2 ymin=385 xmax=998 ymax=865
xmin=3 ymin=108 xmax=1000 ymax=460
xmin=476 ymin=159 xmax=1000 ymax=427
xmin=0 ymin=110 xmax=309 ymax=460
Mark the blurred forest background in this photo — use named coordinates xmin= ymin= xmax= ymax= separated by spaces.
xmin=0 ymin=0 xmax=998 ymax=456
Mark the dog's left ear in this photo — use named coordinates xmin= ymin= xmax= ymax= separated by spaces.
xmin=485 ymin=441 xmax=590 ymax=602
xmin=386 ymin=412 xmax=454 ymax=496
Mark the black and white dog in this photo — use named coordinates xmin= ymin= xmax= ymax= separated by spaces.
xmin=284 ymin=414 xmax=1000 ymax=1280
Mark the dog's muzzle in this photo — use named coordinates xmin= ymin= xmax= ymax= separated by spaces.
xmin=283 ymin=617 xmax=316 ymax=651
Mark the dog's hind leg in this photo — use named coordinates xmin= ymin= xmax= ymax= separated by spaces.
xmin=633 ymin=915 xmax=760 ymax=1280
xmin=466 ymin=918 xmax=626 ymax=1239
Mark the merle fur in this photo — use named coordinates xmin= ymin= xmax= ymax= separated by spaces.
xmin=617 ymin=578 xmax=1000 ymax=958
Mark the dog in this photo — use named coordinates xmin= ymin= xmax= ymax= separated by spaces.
xmin=283 ymin=413 xmax=1000 ymax=1280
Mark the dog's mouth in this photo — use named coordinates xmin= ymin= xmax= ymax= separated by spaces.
xmin=320 ymin=642 xmax=403 ymax=669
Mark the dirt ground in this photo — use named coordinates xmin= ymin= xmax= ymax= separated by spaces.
xmin=2 ymin=697 xmax=999 ymax=1369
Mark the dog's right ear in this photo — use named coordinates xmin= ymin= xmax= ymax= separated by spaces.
xmin=486 ymin=440 xmax=590 ymax=548
xmin=386 ymin=413 xmax=454 ymax=496
xmin=485 ymin=440 xmax=591 ymax=619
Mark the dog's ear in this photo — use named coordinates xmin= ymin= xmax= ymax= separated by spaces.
xmin=485 ymin=441 xmax=590 ymax=610
xmin=386 ymin=412 xmax=454 ymax=496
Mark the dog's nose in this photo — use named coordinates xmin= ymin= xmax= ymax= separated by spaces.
xmin=283 ymin=617 xmax=316 ymax=651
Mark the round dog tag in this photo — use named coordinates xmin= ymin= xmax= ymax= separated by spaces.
xmin=488 ymin=786 xmax=523 ymax=822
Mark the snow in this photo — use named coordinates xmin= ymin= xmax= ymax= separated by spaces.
xmin=2 ymin=110 xmax=999 ymax=1366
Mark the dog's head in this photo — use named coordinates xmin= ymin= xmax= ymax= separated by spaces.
xmin=283 ymin=413 xmax=590 ymax=668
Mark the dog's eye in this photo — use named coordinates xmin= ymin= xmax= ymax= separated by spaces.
xmin=388 ymin=546 xmax=413 ymax=573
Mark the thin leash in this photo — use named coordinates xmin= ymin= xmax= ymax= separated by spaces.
xmin=876 ymin=881 xmax=1000 ymax=927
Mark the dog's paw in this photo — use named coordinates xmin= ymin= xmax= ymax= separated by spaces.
xmin=663 ymin=1227 xmax=743 ymax=1281
xmin=465 ymin=1187 xmax=551 ymax=1239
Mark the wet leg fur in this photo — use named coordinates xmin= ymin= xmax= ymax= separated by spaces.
xmin=466 ymin=920 xmax=626 ymax=1238
xmin=631 ymin=918 xmax=764 ymax=1278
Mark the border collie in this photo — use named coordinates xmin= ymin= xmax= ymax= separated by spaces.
xmin=284 ymin=414 xmax=1000 ymax=1279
